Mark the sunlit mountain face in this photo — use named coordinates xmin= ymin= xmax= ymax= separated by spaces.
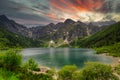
xmin=0 ymin=0 xmax=120 ymax=25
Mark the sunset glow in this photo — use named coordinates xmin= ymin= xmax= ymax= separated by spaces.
xmin=0 ymin=0 xmax=120 ymax=24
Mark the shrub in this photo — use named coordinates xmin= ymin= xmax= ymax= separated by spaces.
xmin=81 ymin=62 xmax=118 ymax=80
xmin=58 ymin=65 xmax=77 ymax=80
xmin=2 ymin=50 xmax=22 ymax=70
xmin=72 ymin=71 xmax=84 ymax=80
xmin=71 ymin=62 xmax=119 ymax=80
xmin=23 ymin=58 xmax=40 ymax=71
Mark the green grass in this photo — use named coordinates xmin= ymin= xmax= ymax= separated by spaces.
xmin=0 ymin=68 xmax=19 ymax=80
xmin=94 ymin=42 xmax=120 ymax=57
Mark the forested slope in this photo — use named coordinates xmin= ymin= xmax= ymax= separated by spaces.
xmin=0 ymin=25 xmax=42 ymax=49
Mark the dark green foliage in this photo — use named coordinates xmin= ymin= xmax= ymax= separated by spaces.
xmin=80 ymin=22 xmax=120 ymax=47
xmin=2 ymin=50 xmax=22 ymax=70
xmin=0 ymin=68 xmax=19 ymax=80
xmin=115 ymin=64 xmax=120 ymax=75
xmin=70 ymin=37 xmax=82 ymax=48
xmin=0 ymin=67 xmax=53 ymax=80
xmin=72 ymin=62 xmax=119 ymax=80
xmin=23 ymin=58 xmax=40 ymax=71
xmin=94 ymin=42 xmax=120 ymax=57
xmin=0 ymin=25 xmax=42 ymax=49
xmin=58 ymin=65 xmax=77 ymax=80
xmin=0 ymin=52 xmax=4 ymax=67
xmin=81 ymin=62 xmax=118 ymax=80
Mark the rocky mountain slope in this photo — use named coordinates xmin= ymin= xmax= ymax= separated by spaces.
xmin=30 ymin=19 xmax=115 ymax=41
xmin=0 ymin=15 xmax=32 ymax=38
xmin=0 ymin=15 xmax=116 ymax=42
xmin=0 ymin=25 xmax=42 ymax=49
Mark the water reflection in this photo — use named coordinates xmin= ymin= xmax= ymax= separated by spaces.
xmin=21 ymin=48 xmax=115 ymax=69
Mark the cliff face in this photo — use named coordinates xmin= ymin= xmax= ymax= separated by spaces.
xmin=30 ymin=19 xmax=115 ymax=41
xmin=30 ymin=19 xmax=87 ymax=40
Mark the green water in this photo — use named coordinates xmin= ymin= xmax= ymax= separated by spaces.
xmin=21 ymin=48 xmax=115 ymax=69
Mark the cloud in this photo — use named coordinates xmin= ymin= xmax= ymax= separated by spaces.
xmin=0 ymin=0 xmax=58 ymax=24
xmin=49 ymin=0 xmax=104 ymax=12
xmin=48 ymin=0 xmax=120 ymax=22
xmin=0 ymin=0 xmax=120 ymax=25
xmin=48 ymin=0 xmax=106 ymax=22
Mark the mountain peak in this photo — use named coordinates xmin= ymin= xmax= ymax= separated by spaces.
xmin=0 ymin=15 xmax=9 ymax=21
xmin=0 ymin=14 xmax=6 ymax=17
xmin=64 ymin=19 xmax=75 ymax=24
xmin=0 ymin=15 xmax=8 ymax=18
xmin=48 ymin=23 xmax=55 ymax=26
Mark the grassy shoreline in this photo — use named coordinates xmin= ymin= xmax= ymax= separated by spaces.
xmin=1 ymin=49 xmax=120 ymax=80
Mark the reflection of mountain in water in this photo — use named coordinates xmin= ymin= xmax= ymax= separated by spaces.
xmin=21 ymin=48 xmax=115 ymax=69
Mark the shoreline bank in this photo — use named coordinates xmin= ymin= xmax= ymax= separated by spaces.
xmin=99 ymin=53 xmax=120 ymax=67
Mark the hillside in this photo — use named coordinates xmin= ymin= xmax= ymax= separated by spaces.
xmin=71 ymin=22 xmax=120 ymax=48
xmin=0 ymin=15 xmax=32 ymax=38
xmin=71 ymin=22 xmax=120 ymax=56
xmin=0 ymin=25 xmax=42 ymax=49
xmin=94 ymin=42 xmax=120 ymax=57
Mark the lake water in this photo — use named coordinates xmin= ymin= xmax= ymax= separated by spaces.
xmin=20 ymin=48 xmax=115 ymax=69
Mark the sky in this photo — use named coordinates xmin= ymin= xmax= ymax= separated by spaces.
xmin=0 ymin=0 xmax=120 ymax=25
